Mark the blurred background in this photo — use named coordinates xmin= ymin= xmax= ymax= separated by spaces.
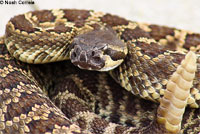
xmin=0 ymin=0 xmax=200 ymax=36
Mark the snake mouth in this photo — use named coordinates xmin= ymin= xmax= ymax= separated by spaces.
xmin=70 ymin=44 xmax=105 ymax=70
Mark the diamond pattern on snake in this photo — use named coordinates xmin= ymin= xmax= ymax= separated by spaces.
xmin=0 ymin=9 xmax=200 ymax=134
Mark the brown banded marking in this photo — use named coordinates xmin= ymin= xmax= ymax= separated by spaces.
xmin=47 ymin=70 xmax=138 ymax=133
xmin=0 ymin=39 xmax=85 ymax=134
xmin=2 ymin=9 xmax=200 ymax=134
xmin=1 ymin=38 xmax=200 ymax=133
xmin=96 ymin=72 xmax=158 ymax=128
xmin=110 ymin=37 xmax=200 ymax=108
xmin=5 ymin=9 xmax=92 ymax=64
xmin=96 ymin=73 xmax=116 ymax=121
xmin=140 ymin=23 xmax=200 ymax=53
xmin=47 ymin=69 xmax=158 ymax=133
xmin=52 ymin=75 xmax=96 ymax=114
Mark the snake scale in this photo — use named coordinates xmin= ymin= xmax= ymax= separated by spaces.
xmin=1 ymin=9 xmax=200 ymax=134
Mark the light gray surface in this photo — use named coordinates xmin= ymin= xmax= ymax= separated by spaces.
xmin=0 ymin=0 xmax=200 ymax=36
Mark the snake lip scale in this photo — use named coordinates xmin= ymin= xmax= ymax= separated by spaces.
xmin=1 ymin=9 xmax=200 ymax=134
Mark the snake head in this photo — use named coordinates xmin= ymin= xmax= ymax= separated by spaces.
xmin=70 ymin=27 xmax=127 ymax=71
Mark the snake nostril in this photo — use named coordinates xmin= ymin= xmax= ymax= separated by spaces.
xmin=72 ymin=52 xmax=77 ymax=58
xmin=91 ymin=51 xmax=95 ymax=56
xmin=71 ymin=51 xmax=77 ymax=59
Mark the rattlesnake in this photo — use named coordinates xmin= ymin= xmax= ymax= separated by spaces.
xmin=0 ymin=9 xmax=200 ymax=134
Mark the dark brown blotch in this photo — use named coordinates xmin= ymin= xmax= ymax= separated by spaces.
xmin=47 ymin=23 xmax=72 ymax=33
xmin=90 ymin=117 xmax=109 ymax=133
xmin=149 ymin=25 xmax=175 ymax=41
xmin=114 ymin=126 xmax=129 ymax=134
xmin=60 ymin=98 xmax=91 ymax=118
xmin=184 ymin=33 xmax=200 ymax=49
xmin=50 ymin=77 xmax=81 ymax=98
xmin=100 ymin=14 xmax=129 ymax=27
xmin=170 ymin=53 xmax=185 ymax=64
xmin=9 ymin=15 xmax=35 ymax=32
xmin=132 ymin=42 xmax=166 ymax=58
xmin=63 ymin=9 xmax=91 ymax=21
xmin=32 ymin=10 xmax=56 ymax=23
xmin=121 ymin=27 xmax=150 ymax=41
xmin=63 ymin=9 xmax=91 ymax=27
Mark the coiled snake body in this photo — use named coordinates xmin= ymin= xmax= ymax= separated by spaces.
xmin=1 ymin=9 xmax=200 ymax=134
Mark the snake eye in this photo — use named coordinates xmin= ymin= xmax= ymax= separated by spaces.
xmin=104 ymin=48 xmax=126 ymax=61
xmin=91 ymin=51 xmax=95 ymax=56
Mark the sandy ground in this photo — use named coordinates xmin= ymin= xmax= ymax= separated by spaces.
xmin=0 ymin=0 xmax=200 ymax=36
